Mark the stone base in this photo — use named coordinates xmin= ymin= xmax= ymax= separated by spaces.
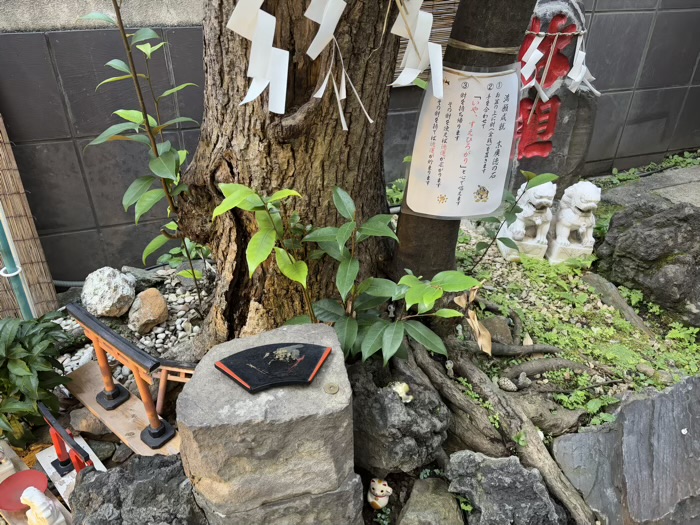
xmin=497 ymin=237 xmax=548 ymax=262
xmin=195 ymin=471 xmax=363 ymax=525
xmin=546 ymin=239 xmax=593 ymax=264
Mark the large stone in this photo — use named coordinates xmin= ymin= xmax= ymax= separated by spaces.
xmin=69 ymin=407 xmax=109 ymax=436
xmin=70 ymin=454 xmax=207 ymax=525
xmin=127 ymin=288 xmax=169 ymax=334
xmin=446 ymin=451 xmax=565 ymax=525
xmin=348 ymin=359 xmax=450 ymax=476
xmin=553 ymin=376 xmax=700 ymax=525
xmin=177 ymin=324 xmax=362 ymax=525
xmin=481 ymin=316 xmax=513 ymax=345
xmin=397 ymin=478 xmax=463 ymax=525
xmin=121 ymin=265 xmax=164 ymax=292
xmin=81 ymin=267 xmax=135 ymax=317
xmin=596 ymin=201 xmax=700 ymax=326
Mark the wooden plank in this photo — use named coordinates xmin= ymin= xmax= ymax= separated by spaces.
xmin=0 ymin=440 xmax=72 ymax=525
xmin=66 ymin=362 xmax=180 ymax=457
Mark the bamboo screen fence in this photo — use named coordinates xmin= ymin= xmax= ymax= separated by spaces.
xmin=0 ymin=116 xmax=58 ymax=319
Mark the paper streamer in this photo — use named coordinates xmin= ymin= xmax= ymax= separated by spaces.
xmin=390 ymin=0 xmax=443 ymax=99
xmin=226 ymin=0 xmax=289 ymax=114
xmin=305 ymin=0 xmax=347 ymax=60
xmin=567 ymin=38 xmax=600 ymax=96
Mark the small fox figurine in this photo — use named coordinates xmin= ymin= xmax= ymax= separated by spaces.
xmin=367 ymin=478 xmax=393 ymax=510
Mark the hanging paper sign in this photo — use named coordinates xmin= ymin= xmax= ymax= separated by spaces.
xmin=405 ymin=66 xmax=519 ymax=219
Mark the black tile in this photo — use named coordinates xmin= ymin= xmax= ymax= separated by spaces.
xmin=582 ymin=159 xmax=614 ymax=176
xmin=586 ymin=12 xmax=654 ymax=91
xmin=40 ymin=230 xmax=105 ymax=281
xmin=669 ymin=86 xmax=700 ymax=150
xmin=617 ymin=87 xmax=686 ymax=157
xmin=181 ymin=129 xmax=201 ymax=167
xmin=101 ymin=220 xmax=176 ymax=269
xmin=13 ymin=141 xmax=95 ymax=234
xmin=48 ymin=29 xmax=176 ymax=137
xmin=660 ymin=0 xmax=700 ymax=8
xmin=596 ymin=0 xmax=657 ymax=9
xmin=582 ymin=0 xmax=595 ymax=11
xmin=383 ymin=111 xmax=418 ymax=184
xmin=613 ymin=152 xmax=665 ymax=170
xmin=389 ymin=86 xmax=424 ymax=111
xmin=164 ymin=28 xmax=204 ymax=127
xmin=78 ymin=132 xmax=178 ymax=227
xmin=587 ymin=91 xmax=633 ymax=161
xmin=0 ymin=33 xmax=70 ymax=142
xmin=638 ymin=10 xmax=700 ymax=89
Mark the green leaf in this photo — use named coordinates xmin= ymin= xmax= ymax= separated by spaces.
xmin=497 ymin=237 xmax=519 ymax=250
xmin=404 ymin=320 xmax=447 ymax=356
xmin=285 ymin=315 xmax=312 ymax=325
xmin=136 ymin=41 xmax=165 ymax=59
xmin=8 ymin=359 xmax=31 ymax=377
xmin=403 ymin=155 xmax=413 ymax=163
xmin=142 ymin=234 xmax=170 ymax=264
xmin=154 ymin=117 xmax=199 ymax=133
xmin=357 ymin=215 xmax=398 ymax=242
xmin=0 ymin=319 xmax=22 ymax=348
xmin=163 ymin=221 xmax=178 ymax=231
xmin=88 ymin=122 xmax=139 ymax=145
xmin=336 ymin=256 xmax=360 ymax=301
xmin=354 ymin=294 xmax=389 ymax=311
xmin=96 ymin=73 xmax=146 ymax=90
xmin=236 ymin=194 xmax=267 ymax=212
xmin=363 ymin=278 xmax=399 ymax=298
xmin=475 ymin=241 xmax=490 ymax=252
xmin=246 ymin=228 xmax=276 ymax=277
xmin=433 ymin=309 xmax=464 ymax=318
xmin=79 ymin=12 xmax=116 ymax=25
xmin=159 ymin=83 xmax=199 ymax=100
xmin=413 ymin=78 xmax=428 ymax=90
xmin=16 ymin=373 xmax=39 ymax=400
xmin=405 ymin=283 xmax=442 ymax=311
xmin=431 ymin=271 xmax=480 ymax=293
xmin=526 ymin=173 xmax=558 ymax=189
xmin=382 ymin=322 xmax=405 ymax=365
xmin=0 ymin=399 xmax=35 ymax=414
xmin=267 ymin=189 xmax=301 ymax=203
xmin=105 ymin=58 xmax=130 ymax=74
xmin=303 ymin=227 xmax=340 ymax=243
xmin=520 ymin=170 xmax=537 ymax=181
xmin=335 ymin=317 xmax=358 ymax=356
xmin=130 ymin=28 xmax=160 ymax=46
xmin=177 ymin=269 xmax=203 ymax=280
xmin=213 ymin=184 xmax=260 ymax=219
xmin=337 ymin=221 xmax=355 ymax=251
xmin=333 ymin=187 xmax=356 ymax=220
xmin=114 ymin=109 xmax=157 ymax=128
xmin=123 ymin=176 xmax=155 ymax=211
xmin=148 ymin=149 xmax=179 ymax=181
xmin=0 ymin=414 xmax=12 ymax=433
xmin=399 ymin=274 xmax=423 ymax=287
xmin=135 ymin=189 xmax=166 ymax=223
xmin=274 ymin=248 xmax=308 ymax=289
xmin=178 ymin=150 xmax=188 ymax=166
xmin=313 ymin=299 xmax=346 ymax=322
xmin=361 ymin=320 xmax=389 ymax=361
xmin=316 ymin=241 xmax=349 ymax=262
xmin=107 ymin=134 xmax=152 ymax=146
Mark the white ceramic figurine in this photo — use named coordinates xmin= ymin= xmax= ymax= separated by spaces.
xmin=367 ymin=478 xmax=393 ymax=510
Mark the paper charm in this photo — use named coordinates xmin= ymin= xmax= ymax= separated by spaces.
xmin=227 ymin=0 xmax=289 ymax=114
xmin=566 ymin=38 xmax=600 ymax=96
xmin=305 ymin=0 xmax=347 ymax=60
xmin=390 ymin=0 xmax=444 ymax=99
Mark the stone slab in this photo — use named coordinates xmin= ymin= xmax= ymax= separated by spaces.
xmin=178 ymin=324 xmax=358 ymax=519
xmin=654 ymin=181 xmax=700 ymax=207
xmin=497 ymin=238 xmax=547 ymax=262
xmin=546 ymin=239 xmax=594 ymax=264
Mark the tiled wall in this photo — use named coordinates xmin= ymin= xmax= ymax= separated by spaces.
xmin=2 ymin=0 xmax=700 ymax=281
xmin=0 ymin=28 xmax=204 ymax=281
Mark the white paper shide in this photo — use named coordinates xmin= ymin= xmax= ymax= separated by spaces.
xmin=406 ymin=67 xmax=519 ymax=218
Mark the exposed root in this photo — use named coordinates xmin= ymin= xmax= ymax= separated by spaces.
xmin=502 ymin=358 xmax=597 ymax=381
xmin=449 ymin=337 xmax=562 ymax=357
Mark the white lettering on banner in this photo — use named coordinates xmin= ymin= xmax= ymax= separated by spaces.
xmin=406 ymin=67 xmax=519 ymax=219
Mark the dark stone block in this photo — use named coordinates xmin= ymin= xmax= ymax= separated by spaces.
xmin=670 ymin=86 xmax=700 ymax=150
xmin=0 ymin=33 xmax=70 ymax=142
xmin=617 ymin=87 xmax=686 ymax=157
xmin=78 ymin=131 xmax=178 ymax=227
xmin=586 ymin=12 xmax=654 ymax=90
xmin=40 ymin=230 xmax=105 ymax=282
xmin=660 ymin=0 xmax=700 ymax=7
xmin=596 ymin=0 xmax=657 ymax=9
xmin=388 ymin=86 xmax=424 ymax=111
xmin=612 ymin=152 xmax=665 ymax=171
xmin=13 ymin=141 xmax=95 ymax=234
xmin=638 ymin=10 xmax=700 ymax=89
xmin=48 ymin=29 xmax=176 ymax=137
xmin=587 ymin=91 xmax=633 ymax=161
xmin=383 ymin=111 xmax=418 ymax=184
xmin=101 ymin=221 xmax=174 ymax=270
xmin=582 ymin=159 xmax=614 ymax=176
xmin=582 ymin=0 xmax=595 ymax=10
xmin=164 ymin=28 xmax=204 ymax=127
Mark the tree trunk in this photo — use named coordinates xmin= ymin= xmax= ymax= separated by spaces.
xmin=391 ymin=0 xmax=538 ymax=280
xmin=180 ymin=0 xmax=398 ymax=347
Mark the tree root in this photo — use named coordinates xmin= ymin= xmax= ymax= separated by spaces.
xmin=476 ymin=298 xmax=523 ymax=346
xmin=502 ymin=358 xmax=597 ymax=381
xmin=441 ymin=346 xmax=597 ymax=525
xmin=448 ymin=337 xmax=562 ymax=357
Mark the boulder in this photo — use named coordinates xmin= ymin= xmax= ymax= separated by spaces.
xmin=177 ymin=324 xmax=362 ymax=525
xmin=111 ymin=444 xmax=133 ymax=465
xmin=348 ymin=359 xmax=450 ymax=476
xmin=596 ymin=201 xmax=700 ymax=326
xmin=481 ymin=316 xmax=512 ymax=345
xmin=85 ymin=440 xmax=115 ymax=462
xmin=446 ymin=451 xmax=565 ymax=525
xmin=121 ymin=266 xmax=164 ymax=292
xmin=553 ymin=376 xmax=700 ymax=524
xmin=128 ymin=288 xmax=169 ymax=334
xmin=70 ymin=454 xmax=207 ymax=525
xmin=397 ymin=478 xmax=463 ymax=525
xmin=69 ymin=407 xmax=109 ymax=436
xmin=81 ymin=267 xmax=135 ymax=317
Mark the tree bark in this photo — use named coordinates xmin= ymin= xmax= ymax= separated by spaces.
xmin=180 ymin=0 xmax=399 ymax=347
xmin=391 ymin=0 xmax=538 ymax=280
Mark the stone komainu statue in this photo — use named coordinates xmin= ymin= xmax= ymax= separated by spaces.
xmin=553 ymin=180 xmax=601 ymax=247
xmin=508 ymin=181 xmax=557 ymax=244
